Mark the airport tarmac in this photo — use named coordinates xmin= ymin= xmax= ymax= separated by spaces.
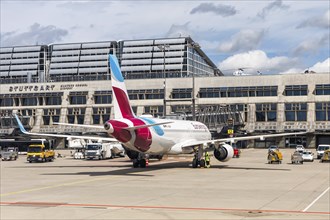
xmin=0 ymin=148 xmax=329 ymax=220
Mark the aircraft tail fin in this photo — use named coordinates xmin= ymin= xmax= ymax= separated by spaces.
xmin=109 ymin=54 xmax=136 ymax=119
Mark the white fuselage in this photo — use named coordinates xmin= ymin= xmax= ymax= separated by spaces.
xmin=118 ymin=117 xmax=212 ymax=155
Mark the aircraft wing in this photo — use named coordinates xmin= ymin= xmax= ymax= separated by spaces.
xmin=53 ymin=122 xmax=104 ymax=129
xmin=14 ymin=114 xmax=117 ymax=142
xmin=179 ymin=131 xmax=307 ymax=150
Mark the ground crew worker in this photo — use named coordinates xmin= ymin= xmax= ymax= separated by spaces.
xmin=205 ymin=152 xmax=211 ymax=168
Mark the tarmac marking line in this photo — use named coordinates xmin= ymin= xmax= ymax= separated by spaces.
xmin=0 ymin=176 xmax=114 ymax=197
xmin=1 ymin=201 xmax=329 ymax=215
xmin=302 ymin=186 xmax=330 ymax=212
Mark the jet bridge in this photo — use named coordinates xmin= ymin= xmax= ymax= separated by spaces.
xmin=196 ymin=105 xmax=245 ymax=133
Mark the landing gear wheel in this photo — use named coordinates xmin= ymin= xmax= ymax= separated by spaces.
xmin=199 ymin=159 xmax=205 ymax=168
xmin=133 ymin=159 xmax=139 ymax=168
xmin=192 ymin=158 xmax=198 ymax=168
xmin=140 ymin=159 xmax=146 ymax=168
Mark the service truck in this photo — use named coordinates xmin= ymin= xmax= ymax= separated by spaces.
xmin=27 ymin=144 xmax=55 ymax=163
xmin=84 ymin=142 xmax=125 ymax=160
xmin=1 ymin=147 xmax=19 ymax=161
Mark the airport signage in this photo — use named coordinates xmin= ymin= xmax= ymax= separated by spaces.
xmin=9 ymin=85 xmax=56 ymax=92
xmin=8 ymin=83 xmax=88 ymax=92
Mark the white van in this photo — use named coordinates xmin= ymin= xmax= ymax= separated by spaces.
xmin=316 ymin=144 xmax=330 ymax=159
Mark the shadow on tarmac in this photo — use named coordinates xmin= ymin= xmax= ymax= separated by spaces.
xmin=9 ymin=160 xmax=291 ymax=177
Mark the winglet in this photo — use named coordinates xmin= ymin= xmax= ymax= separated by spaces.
xmin=14 ymin=114 xmax=28 ymax=134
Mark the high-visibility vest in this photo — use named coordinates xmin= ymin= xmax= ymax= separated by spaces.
xmin=205 ymin=153 xmax=210 ymax=162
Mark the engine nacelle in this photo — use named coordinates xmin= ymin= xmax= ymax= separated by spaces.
xmin=213 ymin=144 xmax=234 ymax=162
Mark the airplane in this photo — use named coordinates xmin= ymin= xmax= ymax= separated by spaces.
xmin=14 ymin=54 xmax=307 ymax=168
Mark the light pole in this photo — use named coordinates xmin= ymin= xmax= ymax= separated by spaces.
xmin=190 ymin=42 xmax=200 ymax=121
xmin=157 ymin=44 xmax=170 ymax=117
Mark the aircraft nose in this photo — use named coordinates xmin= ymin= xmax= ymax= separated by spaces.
xmin=104 ymin=122 xmax=114 ymax=133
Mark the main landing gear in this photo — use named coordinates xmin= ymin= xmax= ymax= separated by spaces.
xmin=132 ymin=153 xmax=148 ymax=168
xmin=192 ymin=146 xmax=210 ymax=168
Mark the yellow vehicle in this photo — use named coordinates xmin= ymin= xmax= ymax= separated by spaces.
xmin=320 ymin=149 xmax=330 ymax=163
xmin=268 ymin=149 xmax=283 ymax=164
xmin=27 ymin=144 xmax=55 ymax=163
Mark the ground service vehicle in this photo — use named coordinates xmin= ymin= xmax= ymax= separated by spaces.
xmin=320 ymin=149 xmax=330 ymax=163
xmin=233 ymin=147 xmax=241 ymax=158
xmin=268 ymin=149 xmax=283 ymax=164
xmin=268 ymin=145 xmax=279 ymax=153
xmin=291 ymin=151 xmax=303 ymax=164
xmin=295 ymin=145 xmax=305 ymax=153
xmin=1 ymin=147 xmax=18 ymax=161
xmin=68 ymin=138 xmax=86 ymax=159
xmin=302 ymin=150 xmax=314 ymax=162
xmin=27 ymin=144 xmax=55 ymax=163
xmin=85 ymin=143 xmax=112 ymax=160
xmin=316 ymin=144 xmax=330 ymax=159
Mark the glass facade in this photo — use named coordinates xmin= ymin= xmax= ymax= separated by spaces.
xmin=315 ymin=84 xmax=330 ymax=95
xmin=256 ymin=103 xmax=277 ymax=122
xmin=172 ymin=88 xmax=192 ymax=99
xmin=315 ymin=102 xmax=330 ymax=121
xmin=128 ymin=89 xmax=164 ymax=100
xmin=285 ymin=103 xmax=307 ymax=121
xmin=199 ymin=86 xmax=278 ymax=98
xmin=284 ymin=85 xmax=308 ymax=96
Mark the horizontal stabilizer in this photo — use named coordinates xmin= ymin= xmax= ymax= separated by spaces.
xmin=13 ymin=114 xmax=116 ymax=142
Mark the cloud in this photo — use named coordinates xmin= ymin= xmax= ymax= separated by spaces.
xmin=0 ymin=23 xmax=68 ymax=47
xmin=293 ymin=34 xmax=329 ymax=56
xmin=309 ymin=58 xmax=330 ymax=73
xmin=218 ymin=50 xmax=298 ymax=75
xmin=165 ymin=22 xmax=192 ymax=38
xmin=218 ymin=29 xmax=265 ymax=53
xmin=297 ymin=10 xmax=330 ymax=29
xmin=257 ymin=0 xmax=289 ymax=19
xmin=190 ymin=3 xmax=237 ymax=17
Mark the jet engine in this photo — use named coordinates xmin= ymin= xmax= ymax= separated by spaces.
xmin=213 ymin=144 xmax=234 ymax=162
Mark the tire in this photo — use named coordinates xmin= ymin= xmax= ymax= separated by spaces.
xmin=133 ymin=159 xmax=139 ymax=168
xmin=29 ymin=161 xmax=32 ymax=163
xmin=140 ymin=159 xmax=146 ymax=168
xmin=192 ymin=158 xmax=198 ymax=168
xmin=199 ymin=159 xmax=205 ymax=168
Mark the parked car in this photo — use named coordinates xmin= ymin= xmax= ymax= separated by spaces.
xmin=316 ymin=144 xmax=330 ymax=159
xmin=301 ymin=150 xmax=314 ymax=162
xmin=295 ymin=145 xmax=305 ymax=153
xmin=1 ymin=147 xmax=19 ymax=161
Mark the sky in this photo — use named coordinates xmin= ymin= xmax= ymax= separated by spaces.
xmin=1 ymin=0 xmax=329 ymax=75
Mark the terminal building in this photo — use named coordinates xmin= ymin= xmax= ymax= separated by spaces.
xmin=0 ymin=37 xmax=329 ymax=149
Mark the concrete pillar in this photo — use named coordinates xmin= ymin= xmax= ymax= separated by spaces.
xmin=306 ymin=133 xmax=316 ymax=149
xmin=277 ymin=103 xmax=285 ymax=132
